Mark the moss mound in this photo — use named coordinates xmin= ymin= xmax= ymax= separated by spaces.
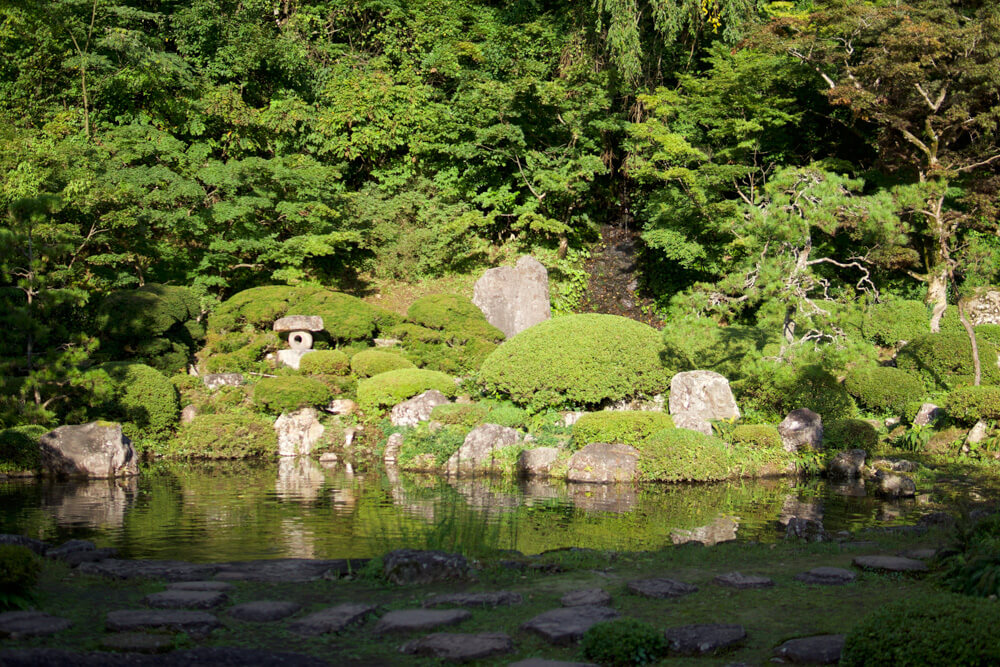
xmin=299 ymin=350 xmax=350 ymax=375
xmin=407 ymin=293 xmax=504 ymax=343
xmin=356 ymin=369 xmax=456 ymax=414
xmin=253 ymin=376 xmax=332 ymax=414
xmin=581 ymin=618 xmax=668 ymax=666
xmin=944 ymin=385 xmax=1000 ymax=425
xmin=896 ymin=331 xmax=1000 ymax=391
xmin=99 ymin=363 xmax=180 ymax=445
xmin=429 ymin=404 xmax=488 ymax=427
xmin=638 ymin=428 xmax=733 ymax=482
xmin=350 ymin=349 xmax=415 ymax=377
xmin=202 ymin=332 xmax=279 ymax=374
xmin=824 ymin=419 xmax=879 ymax=451
xmin=479 ymin=314 xmax=670 ymax=411
xmin=0 ymin=545 xmax=40 ymax=610
xmin=785 ymin=364 xmax=857 ymax=421
xmin=171 ymin=412 xmax=278 ymax=459
xmin=860 ymin=299 xmax=929 ymax=347
xmin=572 ymin=411 xmax=674 ymax=450
xmin=0 ymin=425 xmax=46 ymax=475
xmin=728 ymin=424 xmax=782 ymax=449
xmin=844 ymin=365 xmax=926 ymax=416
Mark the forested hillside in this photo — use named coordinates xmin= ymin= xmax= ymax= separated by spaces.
xmin=2 ymin=0 xmax=999 ymax=429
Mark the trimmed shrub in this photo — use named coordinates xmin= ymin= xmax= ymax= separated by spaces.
xmin=202 ymin=332 xmax=279 ymax=374
xmin=478 ymin=314 xmax=670 ymax=411
xmin=944 ymin=385 xmax=1000 ymax=425
xmin=484 ymin=403 xmax=529 ymax=429
xmin=100 ymin=363 xmax=180 ymax=443
xmin=571 ymin=411 xmax=674 ymax=450
xmin=844 ymin=365 xmax=926 ymax=416
xmin=398 ymin=423 xmax=469 ymax=469
xmin=299 ymin=350 xmax=350 ymax=375
xmin=728 ymin=424 xmax=782 ymax=449
xmin=0 ymin=545 xmax=40 ymax=610
xmin=580 ymin=618 xmax=668 ymax=666
xmin=638 ymin=428 xmax=733 ymax=482
xmin=824 ymin=419 xmax=879 ymax=451
xmin=840 ymin=592 xmax=1000 ymax=666
xmin=401 ymin=338 xmax=498 ymax=375
xmin=170 ymin=412 xmax=278 ymax=459
xmin=896 ymin=331 xmax=1000 ymax=391
xmin=407 ymin=294 xmax=504 ymax=343
xmin=350 ymin=349 xmax=415 ymax=377
xmin=661 ymin=318 xmax=772 ymax=380
xmin=430 ymin=404 xmax=489 ymax=427
xmin=0 ymin=425 xmax=46 ymax=474
xmin=356 ymin=369 xmax=457 ymax=414
xmin=388 ymin=323 xmax=443 ymax=344
xmin=860 ymin=299 xmax=929 ymax=347
xmin=786 ymin=364 xmax=857 ymax=421
xmin=253 ymin=376 xmax=332 ymax=414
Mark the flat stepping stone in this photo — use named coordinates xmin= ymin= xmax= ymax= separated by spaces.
xmin=167 ymin=580 xmax=233 ymax=592
xmin=794 ymin=567 xmax=857 ymax=585
xmin=424 ymin=591 xmax=523 ymax=608
xmin=375 ymin=609 xmax=471 ymax=634
xmin=714 ymin=572 xmax=774 ymax=589
xmin=509 ymin=660 xmax=598 ymax=667
xmin=214 ymin=558 xmax=355 ymax=582
xmin=900 ymin=548 xmax=938 ymax=560
xmin=287 ymin=602 xmax=376 ymax=636
xmin=853 ymin=555 xmax=928 ymax=573
xmin=520 ymin=606 xmax=620 ymax=646
xmin=169 ymin=647 xmax=330 ymax=666
xmin=106 ymin=609 xmax=220 ymax=637
xmin=101 ymin=632 xmax=174 ymax=653
xmin=0 ymin=611 xmax=72 ymax=638
xmin=401 ymin=632 xmax=514 ymax=661
xmin=627 ymin=577 xmax=698 ymax=599
xmin=561 ymin=588 xmax=611 ymax=607
xmin=664 ymin=623 xmax=746 ymax=655
xmin=774 ymin=634 xmax=845 ymax=664
xmin=142 ymin=590 xmax=227 ymax=609
xmin=77 ymin=559 xmax=218 ymax=581
xmin=228 ymin=600 xmax=302 ymax=622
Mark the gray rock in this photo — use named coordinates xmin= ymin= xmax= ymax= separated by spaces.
xmin=0 ymin=612 xmax=72 ymax=638
xmin=273 ymin=315 xmax=324 ymax=332
xmin=828 ymin=449 xmax=866 ymax=480
xmin=963 ymin=289 xmax=1000 ymax=325
xmin=671 ymin=411 xmax=713 ymax=436
xmin=783 ymin=517 xmax=828 ymax=542
xmin=520 ymin=606 xmax=620 ymax=645
xmin=374 ymin=609 xmax=471 ymax=634
xmin=713 ymin=572 xmax=774 ymax=589
xmin=59 ymin=547 xmax=117 ymax=566
xmin=167 ymin=581 xmax=234 ymax=592
xmin=967 ymin=419 xmax=989 ymax=445
xmin=445 ymin=424 xmax=521 ymax=476
xmin=39 ymin=423 xmax=139 ymax=479
xmin=871 ymin=458 xmax=917 ymax=473
xmin=287 ymin=330 xmax=314 ymax=351
xmin=778 ymin=409 xmax=823 ymax=452
xmin=873 ymin=470 xmax=916 ymax=498
xmin=142 ymin=590 xmax=227 ymax=610
xmin=517 ymin=447 xmax=562 ymax=478
xmin=566 ymin=443 xmax=639 ymax=484
xmin=383 ymin=549 xmax=472 ymax=585
xmin=627 ymin=578 xmax=698 ymax=599
xmin=228 ymin=600 xmax=301 ymax=622
xmin=672 ymin=517 xmax=739 ymax=546
xmin=561 ymin=588 xmax=611 ymax=607
xmin=391 ymin=390 xmax=451 ymax=428
xmin=374 ymin=337 xmax=403 ymax=347
xmin=213 ymin=558 xmax=354 ymax=582
xmin=472 ymin=255 xmax=551 ymax=338
xmin=105 ymin=610 xmax=220 ymax=637
xmin=669 ymin=370 xmax=740 ymax=425
xmin=46 ymin=539 xmax=95 ymax=560
xmin=101 ymin=632 xmax=174 ymax=654
xmin=401 ymin=632 xmax=515 ymax=661
xmin=664 ymin=623 xmax=746 ymax=655
xmin=326 ymin=399 xmax=357 ymax=416
xmin=773 ymin=635 xmax=844 ymax=664
xmin=852 ymin=555 xmax=928 ymax=573
xmin=383 ymin=432 xmax=404 ymax=465
xmin=202 ymin=373 xmax=244 ymax=390
xmin=180 ymin=404 xmax=197 ymax=425
xmin=287 ymin=602 xmax=376 ymax=636
xmin=274 ymin=408 xmax=325 ymax=457
xmin=173 ymin=647 xmax=330 ymax=666
xmin=77 ymin=558 xmax=218 ymax=581
xmin=794 ymin=567 xmax=856 ymax=585
xmin=912 ymin=403 xmax=941 ymax=427
xmin=423 ymin=591 xmax=523 ymax=608
xmin=561 ymin=411 xmax=587 ymax=427
xmin=0 ymin=534 xmax=47 ymax=555
xmin=900 ymin=548 xmax=938 ymax=560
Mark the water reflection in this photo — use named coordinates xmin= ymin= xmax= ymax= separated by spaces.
xmin=46 ymin=477 xmax=137 ymax=528
xmin=275 ymin=458 xmax=325 ymax=502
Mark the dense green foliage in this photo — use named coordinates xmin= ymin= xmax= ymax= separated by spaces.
xmin=939 ymin=513 xmax=1000 ymax=599
xmin=728 ymin=424 xmax=781 ymax=449
xmin=845 ymin=366 xmax=925 ymax=416
xmin=571 ymin=411 xmax=674 ymax=450
xmin=897 ymin=332 xmax=1000 ymax=391
xmin=397 ymin=422 xmax=469 ymax=469
xmin=253 ymin=376 xmax=331 ymax=414
xmin=99 ymin=362 xmax=180 ymax=446
xmin=429 ymin=404 xmax=488 ymax=428
xmin=350 ymin=349 xmax=415 ymax=378
xmin=479 ymin=314 xmax=670 ymax=411
xmin=944 ymin=387 xmax=1000 ymax=426
xmin=824 ymin=419 xmax=879 ymax=452
xmin=356 ymin=368 xmax=456 ymax=414
xmin=638 ymin=428 xmax=733 ymax=482
xmin=0 ymin=425 xmax=46 ymax=474
xmin=0 ymin=545 xmax=40 ymax=611
xmin=299 ymin=350 xmax=350 ymax=376
xmin=580 ymin=618 xmax=668 ymax=666
xmin=860 ymin=300 xmax=930 ymax=348
xmin=171 ymin=412 xmax=277 ymax=459
xmin=407 ymin=294 xmax=504 ymax=343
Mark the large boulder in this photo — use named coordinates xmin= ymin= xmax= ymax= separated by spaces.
xmin=39 ymin=423 xmax=139 ymax=479
xmin=778 ymin=408 xmax=823 ymax=452
xmin=964 ymin=289 xmax=1000 ymax=325
xmin=516 ymin=447 xmax=562 ymax=478
xmin=382 ymin=549 xmax=472 ymax=584
xmin=445 ymin=424 xmax=520 ymax=476
xmin=828 ymin=449 xmax=866 ymax=480
xmin=390 ymin=390 xmax=451 ymax=427
xmin=566 ymin=442 xmax=639 ymax=484
xmin=472 ymin=256 xmax=551 ymax=338
xmin=274 ymin=408 xmax=325 ymax=457
xmin=668 ymin=371 xmax=740 ymax=426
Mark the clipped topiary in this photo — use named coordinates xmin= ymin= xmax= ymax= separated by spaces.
xmin=253 ymin=376 xmax=332 ymax=414
xmin=299 ymin=350 xmax=350 ymax=375
xmin=0 ymin=425 xmax=46 ymax=475
xmin=407 ymin=293 xmax=504 ymax=343
xmin=571 ymin=411 xmax=674 ymax=450
xmin=728 ymin=424 xmax=782 ymax=449
xmin=824 ymin=419 xmax=879 ymax=451
xmin=840 ymin=592 xmax=1000 ymax=666
xmin=100 ymin=362 xmax=180 ymax=444
xmin=638 ymin=428 xmax=733 ymax=482
xmin=844 ymin=365 xmax=926 ymax=416
xmin=860 ymin=299 xmax=929 ymax=347
xmin=484 ymin=403 xmax=529 ymax=429
xmin=944 ymin=385 xmax=1000 ymax=425
xmin=896 ymin=331 xmax=1000 ymax=391
xmin=580 ymin=618 xmax=668 ymax=666
xmin=478 ymin=314 xmax=670 ymax=411
xmin=356 ymin=369 xmax=457 ymax=414
xmin=429 ymin=403 xmax=489 ymax=427
xmin=170 ymin=412 xmax=278 ymax=459
xmin=0 ymin=545 xmax=40 ymax=610
xmin=350 ymin=349 xmax=415 ymax=377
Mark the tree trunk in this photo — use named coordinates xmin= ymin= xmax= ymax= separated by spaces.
xmin=927 ymin=266 xmax=948 ymax=333
xmin=957 ymin=300 xmax=982 ymax=386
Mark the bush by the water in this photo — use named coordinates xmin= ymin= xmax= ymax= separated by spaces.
xmin=397 ymin=422 xmax=469 ymax=469
xmin=478 ymin=314 xmax=670 ymax=411
xmin=99 ymin=363 xmax=180 ymax=445
xmin=785 ymin=364 xmax=857 ymax=421
xmin=350 ymin=349 xmax=415 ymax=377
xmin=253 ymin=376 xmax=332 ymax=414
xmin=299 ymin=350 xmax=350 ymax=375
xmin=938 ymin=512 xmax=1000 ymax=598
xmin=170 ymin=412 xmax=278 ymax=458
xmin=357 ymin=369 xmax=456 ymax=414
xmin=580 ymin=618 xmax=668 ymax=666
xmin=0 ymin=425 xmax=45 ymax=475
xmin=896 ymin=331 xmax=1000 ymax=391
xmin=571 ymin=411 xmax=674 ymax=450
xmin=407 ymin=293 xmax=504 ymax=343
xmin=728 ymin=424 xmax=782 ymax=449
xmin=840 ymin=592 xmax=1000 ymax=666
xmin=824 ymin=419 xmax=879 ymax=451
xmin=0 ymin=545 xmax=40 ymax=610
xmin=638 ymin=428 xmax=733 ymax=482
xmin=429 ymin=404 xmax=488 ymax=427
xmin=844 ymin=365 xmax=926 ymax=416
xmin=944 ymin=386 xmax=1000 ymax=425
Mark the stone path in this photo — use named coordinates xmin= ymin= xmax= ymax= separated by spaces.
xmin=852 ymin=555 xmax=928 ymax=573
xmin=560 ymin=588 xmax=611 ymax=607
xmin=663 ymin=623 xmax=746 ymax=655
xmin=374 ymin=609 xmax=471 ymax=634
xmin=142 ymin=590 xmax=227 ymax=609
xmin=714 ymin=572 xmax=774 ymax=589
xmin=105 ymin=610 xmax=220 ymax=637
xmin=773 ymin=635 xmax=845 ymax=664
xmin=795 ymin=567 xmax=857 ymax=585
xmin=0 ymin=611 xmax=72 ymax=639
xmin=227 ymin=600 xmax=301 ymax=622
xmin=423 ymin=591 xmax=522 ymax=608
xmin=626 ymin=577 xmax=698 ymax=598
xmin=400 ymin=632 xmax=514 ymax=661
xmin=521 ymin=606 xmax=620 ymax=645
xmin=287 ymin=602 xmax=376 ymax=636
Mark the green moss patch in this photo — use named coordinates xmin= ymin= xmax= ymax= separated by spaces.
xmin=299 ymin=350 xmax=350 ymax=376
xmin=571 ymin=411 xmax=674 ymax=450
xmin=350 ymin=349 xmax=415 ymax=377
xmin=845 ymin=365 xmax=926 ymax=416
xmin=944 ymin=385 xmax=1000 ymax=425
xmin=253 ymin=376 xmax=332 ymax=414
xmin=356 ymin=369 xmax=457 ymax=414
xmin=169 ymin=412 xmax=278 ymax=459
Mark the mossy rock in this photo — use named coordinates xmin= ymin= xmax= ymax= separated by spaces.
xmin=299 ymin=350 xmax=350 ymax=375
xmin=944 ymin=385 xmax=1000 ymax=425
xmin=407 ymin=294 xmax=504 ymax=343
xmin=824 ymin=419 xmax=879 ymax=451
xmin=896 ymin=331 xmax=1000 ymax=391
xmin=479 ymin=314 xmax=670 ymax=411
xmin=638 ymin=428 xmax=733 ymax=482
xmin=571 ymin=411 xmax=674 ymax=450
xmin=844 ymin=365 xmax=926 ymax=416
xmin=728 ymin=424 xmax=782 ymax=449
xmin=356 ymin=369 xmax=457 ymax=414
xmin=0 ymin=425 xmax=46 ymax=475
xmin=99 ymin=362 xmax=180 ymax=446
xmin=253 ymin=376 xmax=332 ymax=414
xmin=429 ymin=404 xmax=489 ymax=427
xmin=350 ymin=349 xmax=415 ymax=378
xmin=169 ymin=412 xmax=278 ymax=459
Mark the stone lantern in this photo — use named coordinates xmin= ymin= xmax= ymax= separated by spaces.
xmin=274 ymin=315 xmax=324 ymax=369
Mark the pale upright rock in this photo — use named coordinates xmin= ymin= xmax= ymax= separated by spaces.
xmin=778 ymin=408 xmax=823 ymax=452
xmin=390 ymin=390 xmax=450 ymax=427
xmin=668 ymin=370 xmax=740 ymax=427
xmin=274 ymin=408 xmax=325 ymax=457
xmin=566 ymin=443 xmax=639 ymax=484
xmin=472 ymin=256 xmax=551 ymax=338
xmin=445 ymin=424 xmax=520 ymax=476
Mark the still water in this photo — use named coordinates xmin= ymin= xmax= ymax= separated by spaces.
xmin=0 ymin=460 xmax=947 ymax=562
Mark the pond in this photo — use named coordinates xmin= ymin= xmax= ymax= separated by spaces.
xmin=0 ymin=460 xmax=953 ymax=562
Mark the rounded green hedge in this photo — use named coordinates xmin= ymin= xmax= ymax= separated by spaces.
xmin=944 ymin=385 xmax=1000 ymax=425
xmin=429 ymin=404 xmax=488 ymax=427
xmin=860 ymin=299 xmax=929 ymax=347
xmin=253 ymin=376 xmax=332 ymax=414
xmin=299 ymin=350 xmax=350 ymax=375
xmin=728 ymin=424 xmax=782 ymax=449
xmin=638 ymin=428 xmax=733 ymax=482
xmin=97 ymin=283 xmax=199 ymax=340
xmin=478 ymin=314 xmax=670 ymax=411
xmin=407 ymin=294 xmax=504 ymax=343
xmin=840 ymin=592 xmax=1000 ymax=666
xmin=350 ymin=349 xmax=415 ymax=377
xmin=170 ymin=412 xmax=278 ymax=459
xmin=824 ymin=419 xmax=879 ymax=451
xmin=0 ymin=425 xmax=46 ymax=475
xmin=0 ymin=545 xmax=40 ymax=610
xmin=844 ymin=365 xmax=926 ymax=416
xmin=100 ymin=363 xmax=180 ymax=442
xmin=357 ymin=369 xmax=457 ymax=414
xmin=896 ymin=331 xmax=1000 ymax=391
xmin=571 ymin=411 xmax=674 ymax=450
xmin=484 ymin=403 xmax=529 ymax=429
xmin=581 ymin=618 xmax=668 ymax=666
